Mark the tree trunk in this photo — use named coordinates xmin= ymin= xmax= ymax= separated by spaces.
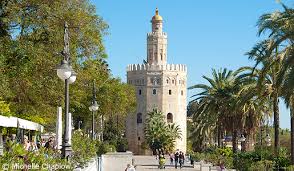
xmin=232 ymin=130 xmax=238 ymax=153
xmin=217 ymin=125 xmax=222 ymax=147
xmin=291 ymin=108 xmax=294 ymax=165
xmin=273 ymin=94 xmax=280 ymax=155
xmin=260 ymin=124 xmax=263 ymax=146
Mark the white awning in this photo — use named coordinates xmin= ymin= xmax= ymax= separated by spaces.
xmin=0 ymin=115 xmax=17 ymax=128
xmin=0 ymin=115 xmax=44 ymax=132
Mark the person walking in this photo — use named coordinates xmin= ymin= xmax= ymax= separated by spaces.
xmin=169 ymin=153 xmax=174 ymax=165
xmin=174 ymin=151 xmax=179 ymax=169
xmin=190 ymin=156 xmax=194 ymax=167
xmin=159 ymin=153 xmax=165 ymax=169
xmin=179 ymin=151 xmax=185 ymax=169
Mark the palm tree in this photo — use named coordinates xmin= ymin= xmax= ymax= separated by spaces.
xmin=280 ymin=66 xmax=294 ymax=164
xmin=144 ymin=109 xmax=182 ymax=153
xmin=188 ymin=99 xmax=217 ymax=151
xmin=247 ymin=3 xmax=294 ymax=154
xmin=189 ymin=67 xmax=260 ymax=153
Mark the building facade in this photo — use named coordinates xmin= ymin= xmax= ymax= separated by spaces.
xmin=126 ymin=8 xmax=187 ymax=154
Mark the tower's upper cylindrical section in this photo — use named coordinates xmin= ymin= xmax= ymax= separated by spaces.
xmin=151 ymin=8 xmax=163 ymax=33
xmin=147 ymin=8 xmax=167 ymax=65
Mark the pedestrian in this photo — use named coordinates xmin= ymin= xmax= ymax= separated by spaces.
xmin=125 ymin=164 xmax=136 ymax=171
xmin=174 ymin=151 xmax=179 ymax=169
xmin=179 ymin=151 xmax=185 ymax=169
xmin=220 ymin=162 xmax=225 ymax=171
xmin=29 ymin=140 xmax=38 ymax=152
xmin=23 ymin=138 xmax=30 ymax=151
xmin=169 ymin=153 xmax=174 ymax=165
xmin=159 ymin=154 xmax=165 ymax=169
xmin=44 ymin=137 xmax=54 ymax=149
xmin=190 ymin=156 xmax=194 ymax=167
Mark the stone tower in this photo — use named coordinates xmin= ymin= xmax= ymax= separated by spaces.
xmin=126 ymin=8 xmax=187 ymax=154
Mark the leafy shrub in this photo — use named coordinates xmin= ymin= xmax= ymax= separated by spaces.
xmin=190 ymin=147 xmax=233 ymax=168
xmin=0 ymin=141 xmax=72 ymax=171
xmin=71 ymin=130 xmax=97 ymax=167
xmin=96 ymin=143 xmax=116 ymax=156
xmin=286 ymin=165 xmax=294 ymax=171
xmin=248 ymin=160 xmax=274 ymax=171
xmin=272 ymin=148 xmax=290 ymax=169
xmin=190 ymin=152 xmax=205 ymax=162
xmin=234 ymin=147 xmax=290 ymax=170
xmin=116 ymin=138 xmax=128 ymax=152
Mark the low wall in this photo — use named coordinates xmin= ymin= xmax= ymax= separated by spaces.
xmin=74 ymin=157 xmax=101 ymax=171
xmin=101 ymin=152 xmax=133 ymax=171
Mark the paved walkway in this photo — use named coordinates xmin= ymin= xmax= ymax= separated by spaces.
xmin=133 ymin=155 xmax=196 ymax=171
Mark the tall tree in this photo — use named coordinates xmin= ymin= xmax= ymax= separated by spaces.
xmin=0 ymin=0 xmax=136 ymax=132
xmin=189 ymin=67 xmax=264 ymax=153
xmin=144 ymin=109 xmax=182 ymax=153
xmin=247 ymin=3 xmax=294 ymax=154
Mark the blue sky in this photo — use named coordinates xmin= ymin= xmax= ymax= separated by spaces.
xmin=92 ymin=0 xmax=293 ymax=129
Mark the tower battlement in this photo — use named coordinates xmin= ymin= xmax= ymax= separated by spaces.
xmin=147 ymin=32 xmax=167 ymax=37
xmin=127 ymin=64 xmax=187 ymax=72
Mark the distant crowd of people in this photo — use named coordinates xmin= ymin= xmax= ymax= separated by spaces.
xmin=22 ymin=136 xmax=56 ymax=152
xmin=169 ymin=150 xmax=186 ymax=169
xmin=154 ymin=149 xmax=193 ymax=169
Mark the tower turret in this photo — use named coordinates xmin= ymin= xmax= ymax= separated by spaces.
xmin=151 ymin=8 xmax=163 ymax=33
xmin=147 ymin=8 xmax=167 ymax=65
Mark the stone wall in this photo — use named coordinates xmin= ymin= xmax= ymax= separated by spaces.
xmin=101 ymin=152 xmax=133 ymax=171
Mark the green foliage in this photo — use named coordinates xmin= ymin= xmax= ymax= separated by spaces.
xmin=233 ymin=147 xmax=290 ymax=170
xmin=248 ymin=160 xmax=274 ymax=171
xmin=0 ymin=141 xmax=72 ymax=171
xmin=117 ymin=138 xmax=128 ymax=152
xmin=96 ymin=142 xmax=116 ymax=156
xmin=0 ymin=99 xmax=11 ymax=116
xmin=190 ymin=147 xmax=233 ymax=168
xmin=188 ymin=67 xmax=265 ymax=152
xmin=190 ymin=152 xmax=205 ymax=162
xmin=286 ymin=165 xmax=294 ymax=171
xmin=144 ymin=109 xmax=182 ymax=152
xmin=72 ymin=130 xmax=96 ymax=167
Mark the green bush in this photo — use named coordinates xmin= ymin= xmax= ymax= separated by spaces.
xmin=286 ymin=165 xmax=294 ymax=171
xmin=116 ymin=138 xmax=128 ymax=152
xmin=96 ymin=143 xmax=116 ymax=156
xmin=233 ymin=147 xmax=290 ymax=170
xmin=190 ymin=147 xmax=233 ymax=168
xmin=190 ymin=152 xmax=205 ymax=162
xmin=248 ymin=160 xmax=274 ymax=171
xmin=72 ymin=130 xmax=97 ymax=167
xmin=0 ymin=141 xmax=72 ymax=171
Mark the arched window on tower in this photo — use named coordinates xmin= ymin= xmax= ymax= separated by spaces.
xmin=167 ymin=113 xmax=173 ymax=123
xmin=153 ymin=89 xmax=157 ymax=95
xmin=169 ymin=90 xmax=172 ymax=95
xmin=137 ymin=113 xmax=142 ymax=124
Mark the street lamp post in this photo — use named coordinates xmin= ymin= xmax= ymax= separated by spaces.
xmin=78 ymin=121 xmax=82 ymax=130
xmin=89 ymin=80 xmax=99 ymax=140
xmin=56 ymin=22 xmax=77 ymax=159
xmin=240 ymin=134 xmax=246 ymax=152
